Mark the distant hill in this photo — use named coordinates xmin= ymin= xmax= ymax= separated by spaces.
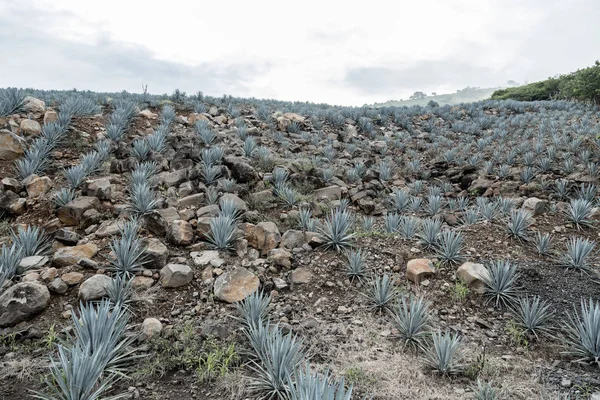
xmin=491 ymin=61 xmax=600 ymax=103
xmin=372 ymin=86 xmax=500 ymax=107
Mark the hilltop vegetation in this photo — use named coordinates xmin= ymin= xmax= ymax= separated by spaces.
xmin=492 ymin=61 xmax=600 ymax=103
xmin=373 ymin=87 xmax=499 ymax=107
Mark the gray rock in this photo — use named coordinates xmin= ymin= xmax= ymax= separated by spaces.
xmin=1 ymin=177 xmax=22 ymax=193
xmin=142 ymin=238 xmax=169 ymax=269
xmin=20 ymin=119 xmax=41 ymax=136
xmin=144 ymin=207 xmax=180 ymax=236
xmin=456 ymin=262 xmax=490 ymax=294
xmin=291 ymin=267 xmax=312 ymax=284
xmin=223 ymin=156 xmax=258 ymax=183
xmin=140 ymin=317 xmax=162 ymax=342
xmin=179 ymin=193 xmax=205 ymax=208
xmin=83 ymin=178 xmax=112 ymax=200
xmin=54 ymin=228 xmax=81 ymax=245
xmin=268 ymin=248 xmax=292 ymax=269
xmin=214 ymin=267 xmax=260 ymax=303
xmin=196 ymin=204 xmax=220 ymax=218
xmin=24 ymin=175 xmax=52 ymax=198
xmin=78 ymin=275 xmax=113 ymax=301
xmin=52 ymin=244 xmax=98 ymax=267
xmin=160 ymin=264 xmax=193 ymax=288
xmin=314 ymin=185 xmax=342 ymax=200
xmin=280 ymin=230 xmax=306 ymax=249
xmin=17 ymin=255 xmax=49 ymax=274
xmin=58 ymin=196 xmax=99 ymax=226
xmin=167 ymin=220 xmax=194 ymax=245
xmin=220 ymin=193 xmax=248 ymax=212
xmin=522 ymin=197 xmax=547 ymax=216
xmin=23 ymin=96 xmax=45 ymax=114
xmin=0 ymin=129 xmax=25 ymax=161
xmin=0 ymin=282 xmax=50 ymax=327
xmin=48 ymin=277 xmax=68 ymax=294
xmin=191 ymin=250 xmax=224 ymax=267
xmin=94 ymin=220 xmax=122 ymax=238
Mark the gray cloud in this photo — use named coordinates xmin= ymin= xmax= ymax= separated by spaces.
xmin=0 ymin=6 xmax=271 ymax=97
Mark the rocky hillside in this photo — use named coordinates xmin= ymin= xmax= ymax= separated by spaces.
xmin=0 ymin=89 xmax=599 ymax=399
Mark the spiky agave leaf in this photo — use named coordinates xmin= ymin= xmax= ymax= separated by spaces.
xmin=511 ymin=295 xmax=555 ymax=339
xmin=0 ymin=88 xmax=26 ymax=117
xmin=418 ymin=218 xmax=443 ymax=249
xmin=235 ymin=290 xmax=271 ymax=331
xmin=363 ymin=274 xmax=396 ymax=312
xmin=566 ymin=199 xmax=594 ymax=229
xmin=219 ymin=198 xmax=244 ymax=221
xmin=52 ymin=188 xmax=77 ymax=208
xmin=560 ymin=236 xmax=596 ymax=272
xmin=423 ymin=331 xmax=466 ymax=375
xmin=390 ymin=294 xmax=432 ymax=350
xmin=562 ymin=298 xmax=600 ymax=368
xmin=10 ymin=225 xmax=51 ymax=257
xmin=205 ymin=215 xmax=240 ymax=250
xmin=277 ymin=185 xmax=301 ymax=207
xmin=484 ymin=260 xmax=520 ymax=308
xmin=434 ymin=229 xmax=465 ymax=265
xmin=532 ymin=231 xmax=552 ymax=256
xmin=345 ymin=248 xmax=368 ymax=281
xmin=318 ymin=208 xmax=355 ymax=252
xmin=127 ymin=183 xmax=158 ymax=216
xmin=64 ymin=163 xmax=89 ymax=189
xmin=0 ymin=243 xmax=24 ymax=290
xmin=398 ymin=216 xmax=420 ymax=239
xmin=474 ymin=380 xmax=498 ymax=400
xmin=105 ymin=274 xmax=135 ymax=310
xmin=286 ymin=363 xmax=353 ymax=400
xmin=506 ymin=209 xmax=532 ymax=241
xmin=107 ymin=229 xmax=147 ymax=276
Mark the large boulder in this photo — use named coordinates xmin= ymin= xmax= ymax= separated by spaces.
xmin=79 ymin=275 xmax=113 ymax=301
xmin=22 ymin=96 xmax=45 ymax=115
xmin=160 ymin=264 xmax=193 ymax=288
xmin=456 ymin=262 xmax=491 ymax=294
xmin=214 ymin=267 xmax=260 ymax=303
xmin=52 ymin=243 xmax=98 ymax=267
xmin=58 ymin=196 xmax=99 ymax=226
xmin=20 ymin=119 xmax=41 ymax=136
xmin=0 ymin=282 xmax=50 ymax=327
xmin=0 ymin=129 xmax=25 ymax=160
xmin=406 ymin=259 xmax=435 ymax=283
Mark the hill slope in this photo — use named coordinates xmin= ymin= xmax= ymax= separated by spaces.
xmin=373 ymin=87 xmax=499 ymax=107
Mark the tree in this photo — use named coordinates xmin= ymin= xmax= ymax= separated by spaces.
xmin=507 ymin=80 xmax=519 ymax=87
xmin=409 ymin=91 xmax=427 ymax=100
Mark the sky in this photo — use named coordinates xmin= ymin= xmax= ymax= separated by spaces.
xmin=1 ymin=0 xmax=599 ymax=106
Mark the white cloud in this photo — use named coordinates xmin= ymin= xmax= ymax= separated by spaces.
xmin=1 ymin=0 xmax=599 ymax=105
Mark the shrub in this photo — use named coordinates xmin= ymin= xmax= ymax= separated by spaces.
xmin=474 ymin=380 xmax=498 ymax=400
xmin=560 ymin=237 xmax=596 ymax=272
xmin=418 ymin=218 xmax=442 ymax=249
xmin=532 ymin=232 xmax=552 ymax=255
xmin=52 ymin=188 xmax=77 ymax=208
xmin=235 ymin=290 xmax=271 ymax=331
xmin=0 ymin=88 xmax=25 ymax=117
xmin=107 ymin=229 xmax=147 ymax=276
xmin=128 ymin=183 xmax=158 ymax=216
xmin=287 ymin=363 xmax=353 ymax=400
xmin=506 ymin=210 xmax=532 ymax=241
xmin=11 ymin=225 xmax=51 ymax=257
xmin=566 ymin=199 xmax=594 ymax=228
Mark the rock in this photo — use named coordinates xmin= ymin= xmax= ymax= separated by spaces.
xmin=94 ymin=220 xmax=122 ymax=238
xmin=196 ymin=204 xmax=220 ymax=218
xmin=268 ymin=248 xmax=292 ymax=269
xmin=456 ymin=262 xmax=491 ymax=294
xmin=48 ymin=277 xmax=68 ymax=294
xmin=142 ymin=238 xmax=169 ymax=269
xmin=58 ymin=196 xmax=99 ymax=226
xmin=156 ymin=169 xmax=187 ymax=187
xmin=0 ymin=129 xmax=25 ymax=160
xmin=40 ymin=267 xmax=58 ymax=282
xmin=17 ymin=255 xmax=49 ymax=274
xmin=277 ymin=112 xmax=305 ymax=131
xmin=522 ymin=197 xmax=547 ymax=216
xmin=179 ymin=193 xmax=205 ymax=208
xmin=52 ymin=243 xmax=98 ymax=267
xmin=140 ymin=318 xmax=162 ymax=341
xmin=0 ymin=190 xmax=24 ymax=214
xmin=22 ymin=272 xmax=40 ymax=282
xmin=291 ymin=267 xmax=312 ymax=284
xmin=188 ymin=113 xmax=209 ymax=124
xmin=82 ymin=178 xmax=112 ymax=200
xmin=246 ymin=222 xmax=281 ymax=255
xmin=196 ymin=217 xmax=213 ymax=240
xmin=191 ymin=250 xmax=224 ymax=267
xmin=167 ymin=220 xmax=194 ymax=245
xmin=24 ymin=175 xmax=52 ymax=198
xmin=223 ymin=157 xmax=258 ymax=183
xmin=61 ymin=272 xmax=84 ymax=285
xmin=1 ymin=177 xmax=22 ymax=193
xmin=406 ymin=259 xmax=435 ymax=283
xmin=468 ymin=178 xmax=494 ymax=195
xmin=280 ymin=230 xmax=306 ymax=249
xmin=23 ymin=96 xmax=45 ymax=114
xmin=43 ymin=110 xmax=58 ymax=124
xmin=139 ymin=110 xmax=158 ymax=119
xmin=220 ymin=193 xmax=248 ymax=212
xmin=144 ymin=207 xmax=180 ymax=236
xmin=79 ymin=274 xmax=113 ymax=301
xmin=272 ymin=277 xmax=288 ymax=290
xmin=0 ymin=282 xmax=50 ymax=327
xmin=314 ymin=185 xmax=342 ymax=200
xmin=54 ymin=228 xmax=81 ymax=245
xmin=132 ymin=276 xmax=154 ymax=290
xmin=19 ymin=119 xmax=41 ymax=136
xmin=213 ymin=267 xmax=260 ymax=303
xmin=160 ymin=264 xmax=193 ymax=288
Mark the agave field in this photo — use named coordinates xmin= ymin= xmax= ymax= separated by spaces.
xmin=0 ymin=87 xmax=599 ymax=399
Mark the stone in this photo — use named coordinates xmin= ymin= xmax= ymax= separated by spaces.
xmin=314 ymin=185 xmax=342 ymax=200
xmin=196 ymin=217 xmax=213 ymax=240
xmin=220 ymin=193 xmax=248 ymax=212
xmin=0 ymin=129 xmax=25 ymax=160
xmin=406 ymin=259 xmax=435 ymax=283
xmin=43 ymin=110 xmax=58 ymax=124
xmin=79 ymin=274 xmax=113 ymax=301
xmin=24 ymin=175 xmax=52 ymax=198
xmin=140 ymin=318 xmax=162 ymax=341
xmin=468 ymin=178 xmax=494 ymax=195
xmin=139 ymin=109 xmax=158 ymax=119
xmin=144 ymin=207 xmax=180 ymax=236
xmin=0 ymin=190 xmax=23 ymax=214
xmin=0 ymin=282 xmax=50 ymax=327
xmin=246 ymin=222 xmax=281 ymax=255
xmin=291 ymin=267 xmax=312 ymax=284
xmin=280 ymin=230 xmax=306 ymax=249
xmin=132 ymin=276 xmax=154 ymax=290
xmin=82 ymin=178 xmax=112 ymax=200
xmin=196 ymin=204 xmax=220 ymax=218
xmin=522 ymin=197 xmax=547 ymax=216
xmin=179 ymin=193 xmax=205 ymax=208
xmin=142 ymin=238 xmax=169 ymax=269
xmin=188 ymin=113 xmax=209 ymax=124
xmin=23 ymin=96 xmax=45 ymax=114
xmin=58 ymin=196 xmax=99 ymax=226
xmin=17 ymin=255 xmax=49 ymax=274
xmin=94 ymin=220 xmax=122 ymax=238
xmin=456 ymin=262 xmax=491 ymax=294
xmin=22 ymin=272 xmax=40 ymax=282
xmin=52 ymin=243 xmax=98 ymax=267
xmin=54 ymin=228 xmax=81 ymax=245
xmin=160 ymin=264 xmax=193 ymax=288
xmin=268 ymin=248 xmax=292 ymax=269
xmin=167 ymin=220 xmax=194 ymax=245
xmin=20 ymin=119 xmax=41 ymax=136
xmin=156 ymin=169 xmax=187 ymax=187
xmin=214 ymin=267 xmax=260 ymax=303
xmin=1 ymin=177 xmax=22 ymax=193
xmin=191 ymin=250 xmax=224 ymax=267
xmin=272 ymin=277 xmax=288 ymax=290
xmin=223 ymin=156 xmax=258 ymax=183
xmin=40 ymin=267 xmax=58 ymax=282
xmin=48 ymin=277 xmax=68 ymax=294
xmin=61 ymin=272 xmax=84 ymax=285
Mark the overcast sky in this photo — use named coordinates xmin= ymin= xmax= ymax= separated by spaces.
xmin=1 ymin=0 xmax=599 ymax=106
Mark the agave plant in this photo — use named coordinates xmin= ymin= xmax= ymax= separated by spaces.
xmin=106 ymin=274 xmax=135 ymax=310
xmin=11 ymin=225 xmax=51 ymax=257
xmin=506 ymin=210 xmax=532 ymax=241
xmin=390 ymin=294 xmax=432 ymax=350
xmin=107 ymin=229 xmax=147 ymax=276
xmin=474 ymin=380 xmax=498 ymax=400
xmin=511 ymin=295 xmax=555 ymax=339
xmin=277 ymin=186 xmax=301 ymax=207
xmin=363 ymin=274 xmax=396 ymax=312
xmin=127 ymin=183 xmax=158 ymax=216
xmin=200 ymin=163 xmax=221 ymax=185
xmin=361 ymin=216 xmax=375 ymax=232
xmin=417 ymin=218 xmax=443 ymax=249
xmin=219 ymin=198 xmax=244 ymax=221
xmin=562 ymin=298 xmax=600 ymax=368
xmin=204 ymin=215 xmax=240 ymax=250
xmin=434 ymin=229 xmax=465 ymax=265
xmin=384 ymin=212 xmax=401 ymax=233
xmin=532 ymin=232 xmax=552 ymax=256
xmin=566 ymin=199 xmax=594 ymax=229
xmin=287 ymin=363 xmax=353 ymax=400
xmin=0 ymin=88 xmax=25 ymax=117
xmin=423 ymin=331 xmax=466 ymax=375
xmin=235 ymin=290 xmax=271 ymax=331
xmin=484 ymin=260 xmax=520 ymax=308
xmin=398 ymin=216 xmax=420 ymax=239
xmin=560 ymin=236 xmax=596 ymax=272
xmin=345 ymin=249 xmax=368 ymax=282
xmin=64 ymin=164 xmax=89 ymax=189
xmin=0 ymin=243 xmax=24 ymax=291
xmin=318 ymin=208 xmax=355 ymax=252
